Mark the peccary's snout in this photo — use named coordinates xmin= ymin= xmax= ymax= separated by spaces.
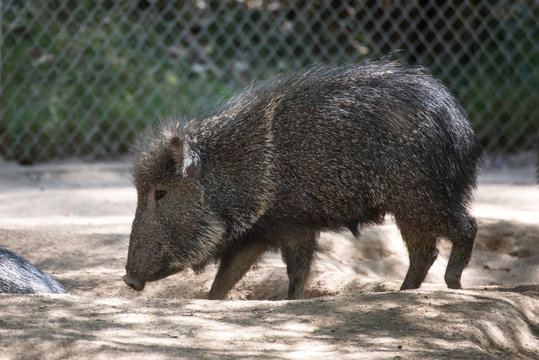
xmin=122 ymin=273 xmax=146 ymax=291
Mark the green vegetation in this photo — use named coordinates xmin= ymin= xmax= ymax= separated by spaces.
xmin=445 ymin=0 xmax=538 ymax=152
xmin=1 ymin=1 xmax=537 ymax=163
xmin=1 ymin=2 xmax=234 ymax=163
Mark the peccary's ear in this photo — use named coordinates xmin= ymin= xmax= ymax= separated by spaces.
xmin=169 ymin=136 xmax=201 ymax=179
xmin=182 ymin=150 xmax=200 ymax=179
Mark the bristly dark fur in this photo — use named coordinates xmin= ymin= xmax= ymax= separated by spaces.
xmin=125 ymin=61 xmax=483 ymax=299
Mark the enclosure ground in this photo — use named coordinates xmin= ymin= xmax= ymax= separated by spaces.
xmin=0 ymin=153 xmax=537 ymax=359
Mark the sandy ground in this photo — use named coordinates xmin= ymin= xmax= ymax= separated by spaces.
xmin=0 ymin=153 xmax=537 ymax=359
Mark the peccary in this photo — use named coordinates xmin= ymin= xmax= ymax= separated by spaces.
xmin=0 ymin=247 xmax=67 ymax=294
xmin=123 ymin=61 xmax=482 ymax=300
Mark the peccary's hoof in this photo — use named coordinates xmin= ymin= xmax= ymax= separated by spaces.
xmin=444 ymin=274 xmax=462 ymax=289
xmin=446 ymin=280 xmax=462 ymax=289
xmin=122 ymin=274 xmax=145 ymax=291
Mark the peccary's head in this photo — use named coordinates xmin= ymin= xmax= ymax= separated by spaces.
xmin=123 ymin=122 xmax=225 ymax=291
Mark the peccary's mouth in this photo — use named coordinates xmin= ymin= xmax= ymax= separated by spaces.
xmin=123 ymin=267 xmax=175 ymax=291
xmin=122 ymin=274 xmax=146 ymax=291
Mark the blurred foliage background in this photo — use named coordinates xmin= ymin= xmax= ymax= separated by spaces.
xmin=1 ymin=0 xmax=537 ymax=163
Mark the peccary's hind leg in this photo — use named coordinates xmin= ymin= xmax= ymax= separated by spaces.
xmin=208 ymin=241 xmax=268 ymax=300
xmin=396 ymin=219 xmax=439 ymax=290
xmin=444 ymin=213 xmax=477 ymax=289
xmin=280 ymin=229 xmax=317 ymax=300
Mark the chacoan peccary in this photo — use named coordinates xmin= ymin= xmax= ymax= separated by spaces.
xmin=0 ymin=247 xmax=67 ymax=294
xmin=123 ymin=61 xmax=482 ymax=300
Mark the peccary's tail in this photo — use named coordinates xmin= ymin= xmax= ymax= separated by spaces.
xmin=417 ymin=63 xmax=483 ymax=206
xmin=391 ymin=62 xmax=483 ymax=201
xmin=445 ymin=96 xmax=483 ymax=205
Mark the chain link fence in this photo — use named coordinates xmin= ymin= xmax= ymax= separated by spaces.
xmin=1 ymin=1 xmax=537 ymax=164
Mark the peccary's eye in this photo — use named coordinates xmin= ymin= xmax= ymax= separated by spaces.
xmin=154 ymin=190 xmax=167 ymax=201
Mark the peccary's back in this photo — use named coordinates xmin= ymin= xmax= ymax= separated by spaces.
xmin=259 ymin=63 xmax=482 ymax=226
xmin=193 ymin=62 xmax=482 ymax=232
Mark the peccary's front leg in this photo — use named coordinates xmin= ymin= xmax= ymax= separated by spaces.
xmin=208 ymin=241 xmax=268 ymax=300
xmin=280 ymin=229 xmax=317 ymax=300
